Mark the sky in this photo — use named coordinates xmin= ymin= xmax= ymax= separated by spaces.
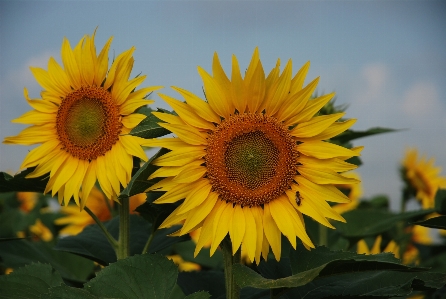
xmin=0 ymin=0 xmax=445 ymax=211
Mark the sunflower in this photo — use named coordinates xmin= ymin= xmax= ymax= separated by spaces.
xmin=402 ymin=148 xmax=446 ymax=209
xmin=357 ymin=235 xmax=399 ymax=258
xmin=3 ymin=31 xmax=161 ymax=208
xmin=144 ymin=48 xmax=360 ymax=262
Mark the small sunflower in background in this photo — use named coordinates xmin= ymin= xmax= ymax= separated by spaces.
xmin=55 ymin=187 xmax=146 ymax=236
xmin=144 ymin=48 xmax=360 ymax=263
xmin=332 ymin=172 xmax=362 ymax=214
xmin=401 ymin=148 xmax=446 ymax=209
xmin=357 ymin=235 xmax=400 ymax=258
xmin=4 ymin=30 xmax=161 ymax=208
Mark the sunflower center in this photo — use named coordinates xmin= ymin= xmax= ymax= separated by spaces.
xmin=206 ymin=113 xmax=299 ymax=207
xmin=56 ymin=86 xmax=122 ymax=161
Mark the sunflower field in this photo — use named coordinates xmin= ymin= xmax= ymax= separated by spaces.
xmin=1 ymin=31 xmax=446 ymax=299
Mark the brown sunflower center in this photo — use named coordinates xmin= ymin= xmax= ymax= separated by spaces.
xmin=205 ymin=113 xmax=299 ymax=207
xmin=56 ymin=86 xmax=122 ymax=161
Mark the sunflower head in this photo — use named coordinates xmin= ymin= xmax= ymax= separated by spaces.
xmin=4 ymin=30 xmax=162 ymax=208
xmin=402 ymin=148 xmax=446 ymax=209
xmin=144 ymin=48 xmax=361 ymax=263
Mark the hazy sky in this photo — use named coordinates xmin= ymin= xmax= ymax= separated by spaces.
xmin=1 ymin=1 xmax=445 ymax=210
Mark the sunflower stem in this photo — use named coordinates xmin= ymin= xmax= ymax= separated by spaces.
xmin=117 ymin=196 xmax=130 ymax=260
xmin=221 ymin=236 xmax=241 ymax=299
xmin=142 ymin=229 xmax=156 ymax=254
xmin=84 ymin=206 xmax=118 ymax=249
xmin=319 ymin=224 xmax=328 ymax=247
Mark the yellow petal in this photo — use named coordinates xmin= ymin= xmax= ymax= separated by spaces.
xmin=250 ymin=206 xmax=264 ymax=263
xmin=298 ymin=155 xmax=357 ymax=173
xmin=114 ymin=75 xmax=147 ymax=106
xmin=198 ymin=66 xmax=231 ymax=119
xmin=121 ymin=114 xmax=146 ymax=129
xmin=153 ymin=147 xmax=205 ymax=167
xmin=119 ymin=135 xmax=148 ymax=161
xmin=230 ymin=54 xmax=246 ymax=113
xmin=142 ymin=137 xmax=189 ymax=150
xmin=95 ymin=36 xmax=113 ymax=86
xmin=242 ymin=207 xmax=257 ymax=262
xmin=297 ymin=141 xmax=360 ymax=159
xmin=154 ymin=183 xmax=190 ymax=204
xmin=285 ymin=92 xmax=334 ymax=126
xmin=296 ymin=119 xmax=357 ymax=142
xmin=159 ymin=123 xmax=208 ymax=146
xmin=173 ymin=164 xmax=207 ymax=183
xmin=61 ymin=37 xmax=81 ymax=89
xmin=295 ymin=175 xmax=350 ymax=204
xmin=81 ymin=160 xmax=97 ymax=209
xmin=266 ymin=59 xmax=292 ymax=116
xmin=276 ymin=77 xmax=319 ymax=123
xmin=23 ymin=88 xmax=58 ymax=113
xmin=290 ymin=113 xmax=345 ymax=138
xmin=19 ymin=139 xmax=60 ymax=168
xmin=269 ymin=196 xmax=296 ymax=249
xmin=181 ymin=192 xmax=218 ymax=234
xmin=245 ymin=53 xmax=266 ymax=113
xmin=4 ymin=124 xmax=56 ymax=145
xmin=176 ymin=179 xmax=212 ymax=215
xmin=47 ymin=57 xmax=72 ymax=94
xmin=290 ymin=61 xmax=310 ymax=94
xmin=51 ymin=156 xmax=79 ymax=196
xmin=210 ymin=202 xmax=234 ymax=255
xmin=159 ymin=206 xmax=188 ymax=229
xmin=229 ymin=205 xmax=245 ymax=253
xmin=12 ymin=110 xmax=56 ymax=125
xmin=159 ymin=93 xmax=215 ymax=130
xmin=299 ymin=166 xmax=360 ymax=185
xmin=152 ymin=111 xmax=186 ymax=126
xmin=263 ymin=203 xmax=282 ymax=261
xmin=172 ymin=86 xmax=221 ymax=124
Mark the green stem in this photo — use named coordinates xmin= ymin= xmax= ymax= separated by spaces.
xmin=117 ymin=196 xmax=130 ymax=260
xmin=319 ymin=224 xmax=328 ymax=247
xmin=84 ymin=206 xmax=118 ymax=250
xmin=221 ymin=236 xmax=241 ymax=299
xmin=142 ymin=230 xmax=156 ymax=254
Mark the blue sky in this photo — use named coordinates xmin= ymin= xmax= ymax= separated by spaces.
xmin=1 ymin=1 xmax=445 ymax=210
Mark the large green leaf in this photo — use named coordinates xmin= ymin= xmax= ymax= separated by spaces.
xmin=85 ymin=254 xmax=178 ymax=299
xmin=54 ymin=215 xmax=188 ymax=265
xmin=414 ymin=215 xmax=446 ymax=230
xmin=119 ymin=148 xmax=168 ymax=199
xmin=334 ymin=208 xmax=434 ymax=238
xmin=0 ymin=263 xmax=63 ymax=299
xmin=44 ymin=285 xmax=100 ymax=299
xmin=0 ymin=168 xmax=48 ymax=193
xmin=0 ymin=239 xmax=94 ymax=283
xmin=334 ymin=127 xmax=398 ymax=144
xmin=129 ymin=107 xmax=171 ymax=139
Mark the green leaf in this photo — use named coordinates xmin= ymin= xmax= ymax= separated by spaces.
xmin=435 ymin=189 xmax=446 ymax=215
xmin=85 ymin=254 xmax=178 ymax=299
xmin=136 ymin=199 xmax=178 ymax=231
xmin=44 ymin=285 xmax=100 ymax=299
xmin=130 ymin=107 xmax=171 ymax=139
xmin=184 ymin=291 xmax=211 ymax=299
xmin=334 ymin=127 xmax=398 ymax=144
xmin=0 ymin=168 xmax=48 ymax=193
xmin=414 ymin=215 xmax=446 ymax=229
xmin=0 ymin=263 xmax=63 ymax=299
xmin=334 ymin=208 xmax=434 ymax=238
xmin=54 ymin=215 xmax=188 ymax=265
xmin=0 ymin=239 xmax=94 ymax=283
xmin=119 ymin=148 xmax=169 ymax=199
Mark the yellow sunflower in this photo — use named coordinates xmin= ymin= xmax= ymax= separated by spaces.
xmin=3 ymin=31 xmax=161 ymax=208
xmin=402 ymin=148 xmax=446 ymax=209
xmin=144 ymin=48 xmax=360 ymax=262
xmin=357 ymin=235 xmax=399 ymax=258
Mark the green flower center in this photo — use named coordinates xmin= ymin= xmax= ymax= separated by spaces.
xmin=57 ymin=87 xmax=122 ymax=161
xmin=225 ymin=131 xmax=279 ymax=190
